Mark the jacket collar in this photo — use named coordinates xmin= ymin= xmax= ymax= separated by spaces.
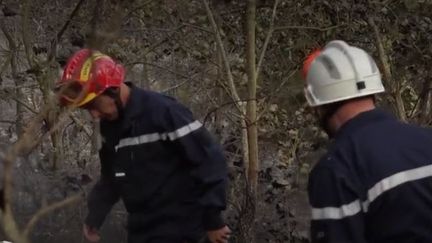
xmin=122 ymin=82 xmax=145 ymax=121
xmin=100 ymin=82 xmax=148 ymax=133
xmin=335 ymin=108 xmax=395 ymax=140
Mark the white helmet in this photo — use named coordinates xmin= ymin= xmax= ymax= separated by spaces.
xmin=303 ymin=40 xmax=385 ymax=107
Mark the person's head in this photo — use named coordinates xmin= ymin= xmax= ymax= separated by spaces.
xmin=302 ymin=40 xmax=385 ymax=135
xmin=55 ymin=49 xmax=126 ymax=121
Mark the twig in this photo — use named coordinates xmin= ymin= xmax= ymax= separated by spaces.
xmin=257 ymin=68 xmax=298 ymax=121
xmin=48 ymin=0 xmax=86 ymax=62
xmin=23 ymin=193 xmax=83 ymax=237
xmin=203 ymin=0 xmax=243 ymax=115
xmin=69 ymin=113 xmax=91 ymax=138
xmin=162 ymin=79 xmax=192 ymax=93
xmin=128 ymin=61 xmax=193 ymax=80
xmin=0 ymin=84 xmax=40 ymax=90
xmin=126 ymin=25 xmax=186 ymax=63
xmin=126 ymin=0 xmax=155 ymax=16
xmin=21 ymin=0 xmax=35 ymax=67
xmin=256 ymin=0 xmax=279 ymax=79
xmin=0 ymin=120 xmax=14 ymax=124
xmin=182 ymin=22 xmax=213 ymax=34
xmin=273 ymin=24 xmax=344 ymax=32
xmin=367 ymin=15 xmax=406 ymax=121
xmin=0 ymin=92 xmax=38 ymax=114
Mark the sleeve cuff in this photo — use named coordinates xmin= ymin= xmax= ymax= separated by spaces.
xmin=203 ymin=208 xmax=225 ymax=230
xmin=85 ymin=211 xmax=106 ymax=229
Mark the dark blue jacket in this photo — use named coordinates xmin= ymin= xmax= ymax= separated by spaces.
xmin=308 ymin=109 xmax=432 ymax=243
xmin=85 ymin=83 xmax=227 ymax=241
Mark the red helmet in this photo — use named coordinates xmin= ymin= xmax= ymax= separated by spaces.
xmin=56 ymin=49 xmax=125 ymax=107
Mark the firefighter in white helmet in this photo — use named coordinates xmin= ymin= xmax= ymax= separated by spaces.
xmin=303 ymin=40 xmax=432 ymax=243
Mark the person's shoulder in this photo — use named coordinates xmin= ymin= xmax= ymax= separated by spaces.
xmin=140 ymin=89 xmax=184 ymax=108
xmin=312 ymin=149 xmax=347 ymax=176
xmin=352 ymin=116 xmax=432 ymax=142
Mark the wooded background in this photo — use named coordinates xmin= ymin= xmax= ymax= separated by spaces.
xmin=0 ymin=0 xmax=431 ymax=242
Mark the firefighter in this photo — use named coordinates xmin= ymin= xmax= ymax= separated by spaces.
xmin=303 ymin=40 xmax=432 ymax=243
xmin=56 ymin=49 xmax=231 ymax=243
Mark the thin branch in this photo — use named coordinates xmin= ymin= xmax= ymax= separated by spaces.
xmin=0 ymin=95 xmax=71 ymax=243
xmin=273 ymin=24 xmax=344 ymax=32
xmin=69 ymin=114 xmax=91 ymax=138
xmin=21 ymin=0 xmax=35 ymax=68
xmin=182 ymin=22 xmax=213 ymax=34
xmin=48 ymin=0 xmax=86 ymax=62
xmin=9 ymin=97 xmax=37 ymax=114
xmin=126 ymin=0 xmax=155 ymax=16
xmin=0 ymin=91 xmax=38 ymax=114
xmin=23 ymin=193 xmax=83 ymax=237
xmin=203 ymin=98 xmax=258 ymax=125
xmin=0 ymin=120 xmax=14 ymax=124
xmin=0 ymin=53 xmax=12 ymax=77
xmin=256 ymin=0 xmax=279 ymax=79
xmin=127 ymin=25 xmax=186 ymax=62
xmin=367 ymin=15 xmax=407 ymax=121
xmin=0 ymin=84 xmax=39 ymax=90
xmin=257 ymin=68 xmax=298 ymax=121
xmin=127 ymin=61 xmax=193 ymax=80
xmin=161 ymin=79 xmax=192 ymax=93
xmin=1 ymin=19 xmax=26 ymax=134
xmin=203 ymin=0 xmax=242 ymax=114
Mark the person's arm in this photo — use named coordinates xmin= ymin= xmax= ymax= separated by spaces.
xmin=161 ymin=103 xmax=228 ymax=231
xmin=308 ymin=164 xmax=367 ymax=243
xmin=85 ymin=145 xmax=120 ymax=230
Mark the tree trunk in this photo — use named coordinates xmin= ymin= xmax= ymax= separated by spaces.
xmin=243 ymin=0 xmax=258 ymax=242
xmin=246 ymin=0 xmax=258 ymax=195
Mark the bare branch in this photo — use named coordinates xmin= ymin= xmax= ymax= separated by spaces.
xmin=128 ymin=61 xmax=192 ymax=80
xmin=257 ymin=68 xmax=298 ymax=121
xmin=256 ymin=0 xmax=279 ymax=79
xmin=48 ymin=0 xmax=87 ymax=62
xmin=0 ymin=18 xmax=26 ymax=134
xmin=23 ymin=193 xmax=84 ymax=237
xmin=161 ymin=79 xmax=192 ymax=94
xmin=273 ymin=24 xmax=344 ymax=32
xmin=1 ymin=97 xmax=71 ymax=242
xmin=182 ymin=23 xmax=213 ymax=34
xmin=0 ymin=120 xmax=14 ymax=124
xmin=0 ymin=90 xmax=38 ymax=114
xmin=126 ymin=0 xmax=155 ymax=16
xmin=9 ymin=97 xmax=37 ymax=114
xmin=69 ymin=113 xmax=91 ymax=138
xmin=203 ymin=0 xmax=243 ymax=114
xmin=21 ymin=0 xmax=35 ymax=67
xmin=367 ymin=15 xmax=407 ymax=121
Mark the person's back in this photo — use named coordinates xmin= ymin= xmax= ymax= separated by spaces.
xmin=309 ymin=108 xmax=432 ymax=242
xmin=302 ymin=40 xmax=432 ymax=243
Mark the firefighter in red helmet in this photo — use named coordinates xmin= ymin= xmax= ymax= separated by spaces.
xmin=56 ymin=49 xmax=231 ymax=243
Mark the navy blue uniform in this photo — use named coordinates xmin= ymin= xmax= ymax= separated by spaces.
xmin=85 ymin=83 xmax=227 ymax=243
xmin=308 ymin=109 xmax=432 ymax=243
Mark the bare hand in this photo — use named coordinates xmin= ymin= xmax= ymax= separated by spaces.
xmin=207 ymin=225 xmax=231 ymax=243
xmin=83 ymin=224 xmax=101 ymax=242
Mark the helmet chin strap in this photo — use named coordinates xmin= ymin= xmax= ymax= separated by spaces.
xmin=318 ymin=95 xmax=376 ymax=137
xmin=318 ymin=102 xmax=345 ymax=138
xmin=104 ymin=88 xmax=124 ymax=120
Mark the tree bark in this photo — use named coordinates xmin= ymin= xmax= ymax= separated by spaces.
xmin=245 ymin=0 xmax=258 ymax=196
xmin=243 ymin=1 xmax=258 ymax=242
